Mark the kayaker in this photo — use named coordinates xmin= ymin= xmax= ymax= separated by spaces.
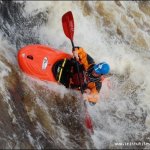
xmin=70 ymin=47 xmax=110 ymax=105
xmin=54 ymin=47 xmax=110 ymax=105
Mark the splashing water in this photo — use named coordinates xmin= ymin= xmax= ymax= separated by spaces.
xmin=0 ymin=1 xmax=150 ymax=149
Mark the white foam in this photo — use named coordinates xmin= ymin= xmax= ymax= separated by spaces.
xmin=1 ymin=1 xmax=150 ymax=149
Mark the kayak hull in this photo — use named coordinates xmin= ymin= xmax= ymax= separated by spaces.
xmin=18 ymin=44 xmax=72 ymax=82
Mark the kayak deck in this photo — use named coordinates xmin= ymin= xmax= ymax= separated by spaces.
xmin=18 ymin=44 xmax=72 ymax=82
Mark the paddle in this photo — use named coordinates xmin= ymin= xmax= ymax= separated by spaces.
xmin=62 ymin=11 xmax=83 ymax=93
xmin=62 ymin=11 xmax=94 ymax=133
xmin=62 ymin=11 xmax=75 ymax=48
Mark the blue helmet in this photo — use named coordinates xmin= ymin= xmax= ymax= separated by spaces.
xmin=94 ymin=62 xmax=110 ymax=75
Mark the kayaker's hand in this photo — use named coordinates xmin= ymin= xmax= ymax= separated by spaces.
xmin=83 ymin=89 xmax=91 ymax=101
xmin=83 ymin=90 xmax=99 ymax=105
xmin=84 ymin=89 xmax=91 ymax=94
xmin=73 ymin=48 xmax=79 ymax=61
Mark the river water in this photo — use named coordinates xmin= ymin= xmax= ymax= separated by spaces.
xmin=0 ymin=1 xmax=150 ymax=149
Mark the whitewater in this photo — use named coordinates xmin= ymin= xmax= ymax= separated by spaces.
xmin=0 ymin=1 xmax=150 ymax=149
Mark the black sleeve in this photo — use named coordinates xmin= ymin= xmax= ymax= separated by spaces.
xmin=87 ymin=54 xmax=95 ymax=64
xmin=95 ymin=81 xmax=102 ymax=92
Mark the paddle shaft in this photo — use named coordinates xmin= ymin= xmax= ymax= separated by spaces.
xmin=71 ymin=40 xmax=84 ymax=94
xmin=71 ymin=40 xmax=75 ymax=49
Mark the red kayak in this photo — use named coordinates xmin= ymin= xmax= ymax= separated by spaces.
xmin=18 ymin=44 xmax=72 ymax=83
